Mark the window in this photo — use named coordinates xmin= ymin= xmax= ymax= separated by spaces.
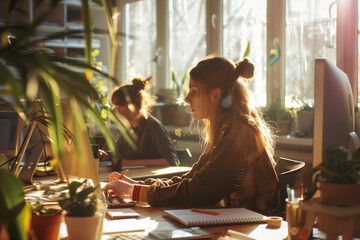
xmin=125 ymin=0 xmax=157 ymax=83
xmin=223 ymin=0 xmax=267 ymax=107
xmin=285 ymin=0 xmax=336 ymax=108
xmin=169 ymin=0 xmax=206 ymax=93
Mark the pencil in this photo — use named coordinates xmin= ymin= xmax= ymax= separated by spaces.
xmin=191 ymin=208 xmax=220 ymax=215
xmin=118 ymin=169 xmax=128 ymax=180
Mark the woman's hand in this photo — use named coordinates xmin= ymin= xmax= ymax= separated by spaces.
xmin=104 ymin=179 xmax=134 ymax=201
xmin=107 ymin=171 xmax=139 ymax=184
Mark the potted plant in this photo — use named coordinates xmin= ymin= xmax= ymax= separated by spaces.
xmin=28 ymin=202 xmax=63 ymax=240
xmin=58 ymin=179 xmax=106 ymax=240
xmin=0 ymin=0 xmax=130 ymax=239
xmin=0 ymin=169 xmax=31 ymax=240
xmin=303 ymin=145 xmax=360 ymax=205
xmin=289 ymin=95 xmax=314 ymax=137
xmin=265 ymin=102 xmax=293 ymax=136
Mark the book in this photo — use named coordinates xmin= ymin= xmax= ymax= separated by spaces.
xmin=106 ymin=208 xmax=140 ymax=219
xmin=164 ymin=208 xmax=267 ymax=227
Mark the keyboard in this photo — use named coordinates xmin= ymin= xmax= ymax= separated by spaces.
xmin=107 ymin=233 xmax=155 ymax=240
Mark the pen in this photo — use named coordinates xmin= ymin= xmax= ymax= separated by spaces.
xmin=299 ymin=183 xmax=304 ymax=201
xmin=112 ymin=169 xmax=128 ymax=181
xmin=286 ymin=184 xmax=291 ymax=200
xmin=118 ymin=169 xmax=128 ymax=179
xmin=191 ymin=208 xmax=220 ymax=216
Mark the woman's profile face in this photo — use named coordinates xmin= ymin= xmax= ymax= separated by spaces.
xmin=185 ymin=78 xmax=210 ymax=120
xmin=114 ymin=104 xmax=137 ymax=123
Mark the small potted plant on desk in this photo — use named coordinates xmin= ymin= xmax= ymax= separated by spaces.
xmin=58 ymin=179 xmax=106 ymax=240
xmin=28 ymin=202 xmax=63 ymax=240
xmin=303 ymin=145 xmax=360 ymax=205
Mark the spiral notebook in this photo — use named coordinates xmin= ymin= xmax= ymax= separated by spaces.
xmin=164 ymin=208 xmax=267 ymax=227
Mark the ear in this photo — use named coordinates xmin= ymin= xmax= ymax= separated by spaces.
xmin=211 ymin=88 xmax=222 ymax=103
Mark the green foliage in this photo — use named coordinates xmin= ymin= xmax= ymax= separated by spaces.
xmin=289 ymin=95 xmax=313 ymax=112
xmin=0 ymin=169 xmax=31 ymax=240
xmin=265 ymin=102 xmax=291 ymax=122
xmin=304 ymin=146 xmax=360 ymax=200
xmin=171 ymin=68 xmax=190 ymax=98
xmin=0 ymin=0 xmax=138 ymax=165
xmin=58 ymin=180 xmax=100 ymax=217
xmin=243 ymin=41 xmax=250 ymax=58
xmin=28 ymin=202 xmax=62 ymax=216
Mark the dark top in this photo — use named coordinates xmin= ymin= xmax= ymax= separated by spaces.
xmin=142 ymin=123 xmax=279 ymax=211
xmin=115 ymin=115 xmax=179 ymax=166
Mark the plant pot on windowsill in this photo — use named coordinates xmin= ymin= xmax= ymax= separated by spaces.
xmin=160 ymin=104 xmax=191 ymax=127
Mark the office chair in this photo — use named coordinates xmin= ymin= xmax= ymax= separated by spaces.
xmin=176 ymin=148 xmax=193 ymax=166
xmin=274 ymin=157 xmax=306 ymax=218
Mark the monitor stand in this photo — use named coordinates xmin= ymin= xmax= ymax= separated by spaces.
xmin=18 ymin=143 xmax=44 ymax=185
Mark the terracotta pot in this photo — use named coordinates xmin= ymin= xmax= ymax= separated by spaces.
xmin=320 ymin=181 xmax=360 ymax=206
xmin=30 ymin=213 xmax=62 ymax=240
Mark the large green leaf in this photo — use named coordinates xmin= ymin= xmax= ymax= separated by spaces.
xmin=0 ymin=169 xmax=31 ymax=240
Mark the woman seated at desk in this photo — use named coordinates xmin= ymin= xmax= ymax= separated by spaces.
xmin=105 ymin=56 xmax=278 ymax=212
xmin=100 ymin=77 xmax=179 ymax=168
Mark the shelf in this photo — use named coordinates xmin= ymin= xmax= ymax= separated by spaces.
xmin=45 ymin=38 xmax=100 ymax=48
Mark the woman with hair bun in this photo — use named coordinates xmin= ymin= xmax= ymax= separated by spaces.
xmin=108 ymin=76 xmax=180 ymax=167
xmin=105 ymin=56 xmax=278 ymax=212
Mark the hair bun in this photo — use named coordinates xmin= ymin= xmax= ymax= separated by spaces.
xmin=132 ymin=78 xmax=146 ymax=91
xmin=235 ymin=58 xmax=254 ymax=79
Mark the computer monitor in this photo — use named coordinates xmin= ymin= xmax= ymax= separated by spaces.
xmin=17 ymin=98 xmax=100 ymax=186
xmin=0 ymin=105 xmax=23 ymax=163
xmin=313 ymin=58 xmax=357 ymax=168
xmin=56 ymin=97 xmax=100 ymax=185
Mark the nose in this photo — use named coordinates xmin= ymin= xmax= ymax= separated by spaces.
xmin=185 ymin=93 xmax=191 ymax=104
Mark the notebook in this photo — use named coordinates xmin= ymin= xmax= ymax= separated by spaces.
xmin=164 ymin=208 xmax=267 ymax=227
xmin=106 ymin=208 xmax=140 ymax=219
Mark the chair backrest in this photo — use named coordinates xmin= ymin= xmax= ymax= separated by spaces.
xmin=176 ymin=148 xmax=193 ymax=166
xmin=275 ymin=157 xmax=306 ymax=218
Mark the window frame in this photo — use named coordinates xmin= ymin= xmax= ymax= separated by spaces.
xmin=116 ymin=0 xmax=358 ymax=109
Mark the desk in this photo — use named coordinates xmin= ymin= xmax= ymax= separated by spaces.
xmin=101 ymin=205 xmax=289 ymax=240
xmin=98 ymin=166 xmax=192 ymax=181
xmin=24 ymin=181 xmax=288 ymax=240
xmin=300 ymin=199 xmax=360 ymax=240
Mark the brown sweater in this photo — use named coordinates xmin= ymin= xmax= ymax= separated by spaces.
xmin=142 ymin=123 xmax=279 ymax=212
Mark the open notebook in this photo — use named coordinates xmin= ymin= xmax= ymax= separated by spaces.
xmin=164 ymin=208 xmax=267 ymax=227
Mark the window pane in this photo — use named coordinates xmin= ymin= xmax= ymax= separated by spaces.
xmin=223 ymin=0 xmax=267 ymax=107
xmin=358 ymin=1 xmax=360 ymax=105
xmin=169 ymin=0 xmax=206 ymax=95
xmin=125 ymin=0 xmax=157 ymax=83
xmin=285 ymin=0 xmax=336 ymax=108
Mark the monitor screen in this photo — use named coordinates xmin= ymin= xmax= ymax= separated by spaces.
xmin=313 ymin=58 xmax=355 ymax=168
xmin=0 ymin=106 xmax=23 ymax=159
xmin=57 ymin=98 xmax=100 ymax=185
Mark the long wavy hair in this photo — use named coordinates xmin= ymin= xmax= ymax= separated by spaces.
xmin=189 ymin=56 xmax=276 ymax=164
xmin=111 ymin=76 xmax=155 ymax=120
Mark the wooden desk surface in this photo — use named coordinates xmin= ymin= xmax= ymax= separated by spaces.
xmin=103 ymin=204 xmax=289 ymax=240
xmin=99 ymin=165 xmax=192 ymax=181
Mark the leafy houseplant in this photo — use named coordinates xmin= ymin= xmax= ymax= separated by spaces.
xmin=265 ymin=102 xmax=293 ymax=136
xmin=28 ymin=202 xmax=63 ymax=240
xmin=58 ymin=180 xmax=100 ymax=217
xmin=0 ymin=169 xmax=31 ymax=240
xmin=0 ymin=0 xmax=132 ymax=239
xmin=304 ymin=146 xmax=360 ymax=205
xmin=58 ymin=180 xmax=105 ymax=240
xmin=289 ymin=95 xmax=314 ymax=137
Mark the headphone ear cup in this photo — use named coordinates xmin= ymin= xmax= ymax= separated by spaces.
xmin=221 ymin=94 xmax=232 ymax=109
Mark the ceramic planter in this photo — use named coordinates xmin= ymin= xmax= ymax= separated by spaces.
xmin=320 ymin=181 xmax=360 ymax=206
xmin=30 ymin=213 xmax=62 ymax=240
xmin=65 ymin=214 xmax=102 ymax=240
